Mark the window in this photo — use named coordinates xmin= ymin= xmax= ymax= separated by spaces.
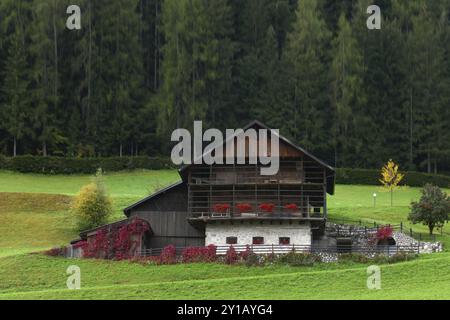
xmin=279 ymin=237 xmax=290 ymax=245
xmin=226 ymin=237 xmax=237 ymax=245
xmin=252 ymin=237 xmax=264 ymax=245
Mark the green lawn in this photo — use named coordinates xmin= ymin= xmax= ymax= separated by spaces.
xmin=0 ymin=253 xmax=449 ymax=299
xmin=0 ymin=169 xmax=449 ymax=299
xmin=0 ymin=169 xmax=179 ymax=197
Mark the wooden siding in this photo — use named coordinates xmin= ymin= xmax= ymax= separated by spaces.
xmin=130 ymin=211 xmax=205 ymax=248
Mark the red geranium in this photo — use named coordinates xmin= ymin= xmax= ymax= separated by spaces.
xmin=213 ymin=203 xmax=230 ymax=213
xmin=259 ymin=203 xmax=275 ymax=213
xmin=284 ymin=203 xmax=299 ymax=211
xmin=236 ymin=203 xmax=252 ymax=213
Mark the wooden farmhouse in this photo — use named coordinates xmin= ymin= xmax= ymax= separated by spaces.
xmin=74 ymin=120 xmax=336 ymax=256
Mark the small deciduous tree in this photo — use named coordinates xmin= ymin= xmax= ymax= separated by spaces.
xmin=379 ymin=159 xmax=404 ymax=206
xmin=72 ymin=169 xmax=112 ymax=231
xmin=408 ymin=184 xmax=449 ymax=235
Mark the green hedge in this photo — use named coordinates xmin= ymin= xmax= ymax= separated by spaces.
xmin=336 ymin=168 xmax=450 ymax=188
xmin=0 ymin=156 xmax=449 ymax=188
xmin=0 ymin=155 xmax=174 ymax=174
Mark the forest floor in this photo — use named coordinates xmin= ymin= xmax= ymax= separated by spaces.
xmin=0 ymin=169 xmax=448 ymax=299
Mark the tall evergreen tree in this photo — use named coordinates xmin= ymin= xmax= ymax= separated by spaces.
xmin=408 ymin=3 xmax=449 ymax=173
xmin=285 ymin=0 xmax=332 ymax=158
xmin=1 ymin=0 xmax=31 ymax=156
xmin=330 ymin=13 xmax=366 ymax=167
xmin=29 ymin=0 xmax=63 ymax=156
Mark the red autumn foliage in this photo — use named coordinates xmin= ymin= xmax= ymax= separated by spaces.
xmin=182 ymin=244 xmax=217 ymax=263
xmin=236 ymin=203 xmax=252 ymax=213
xmin=284 ymin=203 xmax=299 ymax=211
xmin=225 ymin=245 xmax=238 ymax=264
xmin=159 ymin=244 xmax=177 ymax=264
xmin=78 ymin=218 xmax=150 ymax=260
xmin=259 ymin=203 xmax=275 ymax=213
xmin=239 ymin=245 xmax=252 ymax=260
xmin=376 ymin=225 xmax=393 ymax=241
xmin=113 ymin=218 xmax=150 ymax=260
xmin=213 ymin=203 xmax=230 ymax=213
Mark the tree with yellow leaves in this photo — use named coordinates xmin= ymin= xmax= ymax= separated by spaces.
xmin=380 ymin=159 xmax=404 ymax=206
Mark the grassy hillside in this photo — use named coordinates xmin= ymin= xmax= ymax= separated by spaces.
xmin=0 ymin=169 xmax=179 ymax=197
xmin=0 ymin=169 xmax=449 ymax=299
xmin=0 ymin=253 xmax=449 ymax=299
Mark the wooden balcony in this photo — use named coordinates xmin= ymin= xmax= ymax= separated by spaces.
xmin=188 ymin=205 xmax=326 ymax=222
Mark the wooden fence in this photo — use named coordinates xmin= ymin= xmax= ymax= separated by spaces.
xmin=138 ymin=243 xmax=421 ymax=257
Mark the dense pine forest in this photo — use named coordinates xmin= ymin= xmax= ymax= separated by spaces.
xmin=0 ymin=0 xmax=449 ymax=173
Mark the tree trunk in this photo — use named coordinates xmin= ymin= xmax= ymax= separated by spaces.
xmin=434 ymin=159 xmax=437 ymax=175
xmin=43 ymin=141 xmax=47 ymax=157
xmin=52 ymin=0 xmax=58 ymax=111
xmin=13 ymin=136 xmax=17 ymax=157
xmin=409 ymin=88 xmax=413 ymax=168
xmin=390 ymin=189 xmax=393 ymax=207
xmin=429 ymin=224 xmax=434 ymax=236
xmin=427 ymin=150 xmax=431 ymax=173
xmin=119 ymin=143 xmax=123 ymax=157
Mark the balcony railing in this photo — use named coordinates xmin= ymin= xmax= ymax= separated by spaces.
xmin=189 ymin=206 xmax=325 ymax=219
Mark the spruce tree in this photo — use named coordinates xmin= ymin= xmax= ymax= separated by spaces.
xmin=285 ymin=0 xmax=331 ymax=156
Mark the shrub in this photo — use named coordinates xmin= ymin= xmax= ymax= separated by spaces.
xmin=182 ymin=245 xmax=217 ymax=263
xmin=44 ymin=246 xmax=67 ymax=257
xmin=376 ymin=225 xmax=393 ymax=241
xmin=0 ymin=155 xmax=173 ymax=174
xmin=159 ymin=245 xmax=177 ymax=264
xmin=72 ymin=169 xmax=112 ymax=231
xmin=225 ymin=246 xmax=238 ymax=264
xmin=387 ymin=253 xmax=418 ymax=263
xmin=338 ymin=253 xmax=371 ymax=263
xmin=409 ymin=184 xmax=450 ymax=235
xmin=276 ymin=251 xmax=320 ymax=266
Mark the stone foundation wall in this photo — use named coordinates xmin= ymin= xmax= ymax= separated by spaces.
xmin=205 ymin=222 xmax=311 ymax=246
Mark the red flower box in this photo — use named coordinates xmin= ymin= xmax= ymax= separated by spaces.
xmin=236 ymin=203 xmax=252 ymax=213
xmin=259 ymin=203 xmax=275 ymax=213
xmin=213 ymin=203 xmax=230 ymax=213
xmin=284 ymin=203 xmax=299 ymax=211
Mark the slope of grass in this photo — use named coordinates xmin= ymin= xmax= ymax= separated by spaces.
xmin=0 ymin=170 xmax=449 ymax=299
xmin=0 ymin=169 xmax=180 ymax=197
xmin=0 ymin=169 xmax=180 ymax=257
xmin=0 ymin=253 xmax=449 ymax=299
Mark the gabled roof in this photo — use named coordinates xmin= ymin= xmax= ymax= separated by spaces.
xmin=123 ymin=180 xmax=185 ymax=216
xmin=179 ymin=119 xmax=335 ymax=173
xmin=178 ymin=119 xmax=335 ymax=194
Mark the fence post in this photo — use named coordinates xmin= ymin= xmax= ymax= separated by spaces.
xmin=410 ymin=228 xmax=413 ymax=237
xmin=272 ymin=244 xmax=274 ymax=255
xmin=400 ymin=221 xmax=403 ymax=233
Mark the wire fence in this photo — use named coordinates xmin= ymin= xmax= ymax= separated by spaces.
xmin=326 ymin=217 xmax=443 ymax=242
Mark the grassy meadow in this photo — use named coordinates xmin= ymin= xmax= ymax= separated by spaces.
xmin=0 ymin=169 xmax=448 ymax=299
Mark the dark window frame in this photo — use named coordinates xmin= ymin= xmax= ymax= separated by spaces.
xmin=226 ymin=236 xmax=238 ymax=245
xmin=252 ymin=237 xmax=264 ymax=245
xmin=279 ymin=237 xmax=290 ymax=245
